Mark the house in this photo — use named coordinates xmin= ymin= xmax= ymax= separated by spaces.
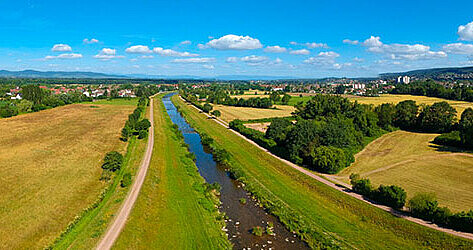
xmin=11 ymin=94 xmax=22 ymax=100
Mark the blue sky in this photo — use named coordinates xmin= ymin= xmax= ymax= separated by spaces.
xmin=1 ymin=0 xmax=473 ymax=78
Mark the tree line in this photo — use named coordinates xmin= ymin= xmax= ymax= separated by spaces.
xmin=392 ymin=79 xmax=473 ymax=102
xmin=121 ymin=97 xmax=151 ymax=141
xmin=350 ymin=174 xmax=473 ymax=234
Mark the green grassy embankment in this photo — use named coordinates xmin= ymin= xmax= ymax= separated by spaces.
xmin=172 ymin=95 xmax=473 ymax=249
xmin=113 ymin=95 xmax=231 ymax=249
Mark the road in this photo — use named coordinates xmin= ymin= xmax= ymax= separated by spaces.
xmin=96 ymin=96 xmax=155 ymax=250
xmin=180 ymin=96 xmax=473 ymax=241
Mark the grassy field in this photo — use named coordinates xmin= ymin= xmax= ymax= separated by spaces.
xmin=337 ymin=130 xmax=473 ymax=212
xmin=244 ymin=122 xmax=271 ymax=133
xmin=113 ymin=95 xmax=230 ymax=249
xmin=173 ymin=95 xmax=473 ymax=249
xmin=84 ymin=98 xmax=138 ymax=106
xmin=0 ymin=101 xmax=134 ymax=249
xmin=213 ymin=104 xmax=295 ymax=123
xmin=348 ymin=94 xmax=473 ymax=117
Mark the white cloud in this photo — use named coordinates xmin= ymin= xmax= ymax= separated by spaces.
xmin=353 ymin=57 xmax=364 ymax=62
xmin=83 ymin=38 xmax=99 ymax=44
xmin=206 ymin=34 xmax=262 ymax=50
xmin=290 ymin=49 xmax=310 ymax=55
xmin=443 ymin=43 xmax=473 ymax=55
xmin=304 ymin=51 xmax=340 ymax=65
xmin=153 ymin=47 xmax=199 ymax=57
xmin=226 ymin=57 xmax=239 ymax=63
xmin=52 ymin=44 xmax=72 ymax=52
xmin=202 ymin=64 xmax=215 ymax=69
xmin=273 ymin=58 xmax=283 ymax=64
xmin=45 ymin=53 xmax=82 ymax=60
xmin=197 ymin=43 xmax=208 ymax=49
xmin=94 ymin=48 xmax=124 ymax=60
xmin=264 ymin=45 xmax=287 ymax=53
xmin=125 ymin=45 xmax=152 ymax=54
xmin=458 ymin=21 xmax=473 ymax=41
xmin=350 ymin=36 xmax=447 ymax=60
xmin=240 ymin=55 xmax=269 ymax=63
xmin=172 ymin=57 xmax=216 ymax=63
xmin=343 ymin=39 xmax=359 ymax=45
xmin=140 ymin=55 xmax=154 ymax=59
xmin=180 ymin=40 xmax=192 ymax=45
xmin=289 ymin=41 xmax=298 ymax=45
xmin=305 ymin=42 xmax=328 ymax=49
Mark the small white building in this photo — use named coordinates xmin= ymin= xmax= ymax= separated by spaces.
xmin=11 ymin=94 xmax=22 ymax=100
xmin=352 ymin=83 xmax=366 ymax=89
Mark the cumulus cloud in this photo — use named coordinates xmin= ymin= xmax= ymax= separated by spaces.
xmin=180 ymin=40 xmax=192 ymax=45
xmin=153 ymin=47 xmax=199 ymax=57
xmin=290 ymin=49 xmax=310 ymax=55
xmin=343 ymin=39 xmax=359 ymax=45
xmin=264 ymin=45 xmax=287 ymax=53
xmin=172 ymin=57 xmax=216 ymax=63
xmin=226 ymin=57 xmax=239 ymax=63
xmin=94 ymin=48 xmax=124 ymax=60
xmin=240 ymin=55 xmax=269 ymax=63
xmin=83 ymin=38 xmax=99 ymax=44
xmin=304 ymin=51 xmax=340 ymax=66
xmin=206 ymin=34 xmax=262 ymax=50
xmin=45 ymin=53 xmax=82 ymax=60
xmin=443 ymin=43 xmax=473 ymax=55
xmin=125 ymin=45 xmax=152 ymax=54
xmin=52 ymin=44 xmax=72 ymax=52
xmin=290 ymin=41 xmax=328 ymax=48
xmin=202 ymin=64 xmax=215 ymax=69
xmin=348 ymin=36 xmax=447 ymax=60
xmin=140 ymin=55 xmax=154 ymax=59
xmin=458 ymin=21 xmax=473 ymax=41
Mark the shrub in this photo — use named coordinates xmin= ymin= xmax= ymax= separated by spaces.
xmin=408 ymin=193 xmax=439 ymax=220
xmin=102 ymin=151 xmax=124 ymax=172
xmin=372 ymin=185 xmax=407 ymax=209
xmin=433 ymin=131 xmax=462 ymax=147
xmin=202 ymin=103 xmax=213 ymax=113
xmin=121 ymin=173 xmax=132 ymax=187
xmin=450 ymin=210 xmax=473 ymax=233
xmin=350 ymin=174 xmax=373 ymax=196
xmin=211 ymin=110 xmax=221 ymax=117
xmin=136 ymin=119 xmax=151 ymax=131
xmin=252 ymin=226 xmax=263 ymax=236
xmin=310 ymin=146 xmax=349 ymax=174
xmin=138 ymin=129 xmax=148 ymax=139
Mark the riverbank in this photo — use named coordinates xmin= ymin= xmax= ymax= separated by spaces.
xmin=172 ymin=94 xmax=473 ymax=249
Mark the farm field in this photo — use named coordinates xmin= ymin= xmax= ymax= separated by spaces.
xmin=114 ymin=95 xmax=230 ymax=249
xmin=212 ymin=104 xmax=295 ymax=123
xmin=173 ymin=95 xmax=473 ymax=249
xmin=348 ymin=94 xmax=473 ymax=117
xmin=243 ymin=122 xmax=271 ymax=133
xmin=0 ymin=101 xmax=134 ymax=249
xmin=337 ymin=130 xmax=473 ymax=212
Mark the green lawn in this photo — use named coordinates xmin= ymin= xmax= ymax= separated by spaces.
xmin=113 ymin=95 xmax=230 ymax=249
xmin=173 ymin=95 xmax=473 ymax=249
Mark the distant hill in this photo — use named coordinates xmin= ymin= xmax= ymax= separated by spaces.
xmin=0 ymin=70 xmax=124 ymax=79
xmin=380 ymin=66 xmax=473 ymax=80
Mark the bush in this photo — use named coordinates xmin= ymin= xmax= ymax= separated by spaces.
xmin=229 ymin=119 xmax=276 ymax=149
xmin=433 ymin=131 xmax=462 ymax=147
xmin=211 ymin=110 xmax=221 ymax=117
xmin=450 ymin=210 xmax=473 ymax=233
xmin=252 ymin=226 xmax=263 ymax=236
xmin=372 ymin=185 xmax=407 ymax=209
xmin=202 ymin=103 xmax=213 ymax=113
xmin=408 ymin=193 xmax=439 ymax=220
xmin=310 ymin=146 xmax=349 ymax=174
xmin=350 ymin=174 xmax=373 ymax=196
xmin=138 ymin=129 xmax=148 ymax=139
xmin=136 ymin=119 xmax=151 ymax=131
xmin=102 ymin=151 xmax=124 ymax=172
xmin=121 ymin=173 xmax=132 ymax=187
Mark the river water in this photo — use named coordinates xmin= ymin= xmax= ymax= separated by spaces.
xmin=162 ymin=94 xmax=308 ymax=249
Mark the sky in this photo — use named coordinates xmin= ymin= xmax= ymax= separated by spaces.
xmin=1 ymin=0 xmax=473 ymax=78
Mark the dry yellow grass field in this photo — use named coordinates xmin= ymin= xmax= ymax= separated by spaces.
xmin=0 ymin=103 xmax=133 ymax=249
xmin=348 ymin=94 xmax=473 ymax=117
xmin=213 ymin=104 xmax=295 ymax=122
xmin=336 ymin=130 xmax=473 ymax=211
xmin=243 ymin=122 xmax=271 ymax=133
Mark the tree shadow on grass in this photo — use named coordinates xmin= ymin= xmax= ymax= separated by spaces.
xmin=428 ymin=142 xmax=473 ymax=154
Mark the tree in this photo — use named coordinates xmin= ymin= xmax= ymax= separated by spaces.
xmin=309 ymin=146 xmax=349 ymax=174
xmin=202 ymin=103 xmax=213 ymax=113
xmin=418 ymin=102 xmax=456 ymax=133
xmin=121 ymin=124 xmax=132 ymax=141
xmin=0 ymin=104 xmax=18 ymax=118
xmin=350 ymin=174 xmax=373 ymax=196
xmin=375 ymin=103 xmax=396 ymax=130
xmin=17 ymin=100 xmax=33 ymax=113
xmin=22 ymin=85 xmax=45 ymax=104
xmin=211 ymin=110 xmax=221 ymax=117
xmin=408 ymin=193 xmax=439 ymax=220
xmin=265 ymin=118 xmax=293 ymax=145
xmin=102 ymin=151 xmax=124 ymax=172
xmin=459 ymin=108 xmax=473 ymax=146
xmin=269 ymin=92 xmax=281 ymax=103
xmin=110 ymin=89 xmax=119 ymax=98
xmin=373 ymin=185 xmax=407 ymax=209
xmin=394 ymin=100 xmax=418 ymax=129
xmin=281 ymin=94 xmax=291 ymax=105
xmin=136 ymin=119 xmax=151 ymax=131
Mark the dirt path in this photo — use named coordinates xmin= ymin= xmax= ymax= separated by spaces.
xmin=180 ymin=96 xmax=473 ymax=241
xmin=96 ymin=96 xmax=156 ymax=250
